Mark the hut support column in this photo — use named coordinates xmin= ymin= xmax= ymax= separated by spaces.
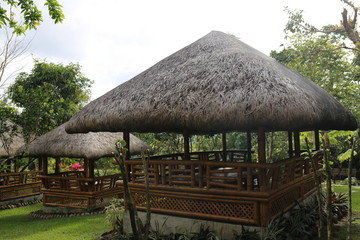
xmin=288 ymin=131 xmax=293 ymax=158
xmin=42 ymin=157 xmax=48 ymax=175
xmin=314 ymin=130 xmax=320 ymax=150
xmin=55 ymin=157 xmax=61 ymax=173
xmin=222 ymin=133 xmax=227 ymax=161
xmin=257 ymin=127 xmax=266 ymax=191
xmin=247 ymin=131 xmax=252 ymax=163
xmin=257 ymin=127 xmax=266 ymax=163
xmin=123 ymin=132 xmax=131 ymax=160
xmin=88 ymin=159 xmax=95 ymax=178
xmin=183 ymin=132 xmax=190 ymax=160
xmin=84 ymin=159 xmax=89 ymax=177
xmin=294 ymin=131 xmax=301 ymax=157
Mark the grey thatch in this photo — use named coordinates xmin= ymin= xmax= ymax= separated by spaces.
xmin=0 ymin=133 xmax=25 ymax=158
xmin=0 ymin=121 xmax=25 ymax=158
xmin=17 ymin=123 xmax=151 ymax=159
xmin=65 ymin=31 xmax=357 ymax=134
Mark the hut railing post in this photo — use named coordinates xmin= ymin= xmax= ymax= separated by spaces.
xmin=247 ymin=131 xmax=252 ymax=162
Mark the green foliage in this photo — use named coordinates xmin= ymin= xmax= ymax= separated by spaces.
xmin=0 ymin=0 xmax=64 ymax=35
xmin=7 ymin=59 xmax=93 ymax=141
xmin=343 ymin=177 xmax=358 ymax=185
xmin=232 ymin=226 xmax=259 ymax=240
xmin=338 ymin=149 xmax=357 ymax=162
xmin=271 ymin=34 xmax=360 ymax=122
xmin=104 ymin=198 xmax=125 ymax=232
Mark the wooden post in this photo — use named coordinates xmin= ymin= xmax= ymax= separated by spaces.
xmin=247 ymin=131 xmax=252 ymax=163
xmin=88 ymin=159 xmax=95 ymax=178
xmin=55 ymin=157 xmax=61 ymax=173
xmin=222 ymin=132 xmax=227 ymax=161
xmin=294 ymin=131 xmax=301 ymax=157
xmin=42 ymin=157 xmax=48 ymax=175
xmin=14 ymin=159 xmax=18 ymax=172
xmin=38 ymin=157 xmax=43 ymax=171
xmin=183 ymin=131 xmax=190 ymax=160
xmin=257 ymin=127 xmax=266 ymax=163
xmin=314 ymin=130 xmax=320 ymax=150
xmin=288 ymin=131 xmax=293 ymax=158
xmin=84 ymin=159 xmax=89 ymax=177
xmin=123 ymin=132 xmax=131 ymax=160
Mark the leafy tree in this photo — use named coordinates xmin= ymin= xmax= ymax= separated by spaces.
xmin=7 ymin=60 xmax=93 ymax=141
xmin=275 ymin=3 xmax=360 ymax=239
xmin=271 ymin=33 xmax=360 ymax=121
xmin=0 ymin=0 xmax=64 ymax=35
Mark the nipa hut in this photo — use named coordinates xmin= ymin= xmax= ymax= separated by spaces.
xmin=0 ymin=121 xmax=41 ymax=202
xmin=65 ymin=31 xmax=358 ymax=226
xmin=18 ymin=122 xmax=151 ymax=209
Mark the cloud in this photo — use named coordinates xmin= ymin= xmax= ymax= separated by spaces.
xmin=6 ymin=0 xmax=346 ymax=100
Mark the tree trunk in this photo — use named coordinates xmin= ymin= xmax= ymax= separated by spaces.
xmin=305 ymin=137 xmax=324 ymax=240
xmin=114 ymin=141 xmax=143 ymax=240
xmin=323 ymin=133 xmax=333 ymax=240
xmin=347 ymin=135 xmax=356 ymax=240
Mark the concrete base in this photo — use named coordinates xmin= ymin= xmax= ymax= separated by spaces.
xmin=123 ymin=211 xmax=260 ymax=239
xmin=123 ymin=193 xmax=318 ymax=239
xmin=0 ymin=194 xmax=42 ymax=207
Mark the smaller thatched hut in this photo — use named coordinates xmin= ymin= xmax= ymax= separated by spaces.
xmin=17 ymin=122 xmax=151 ymax=209
xmin=0 ymin=122 xmax=41 ymax=202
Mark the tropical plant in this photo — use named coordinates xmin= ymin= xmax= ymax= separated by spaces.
xmin=104 ymin=198 xmax=125 ymax=233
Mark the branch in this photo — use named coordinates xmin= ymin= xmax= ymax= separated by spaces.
xmin=342 ymin=6 xmax=360 ymax=49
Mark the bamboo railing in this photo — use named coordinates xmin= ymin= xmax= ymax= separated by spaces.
xmin=0 ymin=170 xmax=43 ymax=201
xmin=40 ymin=173 xmax=121 ymax=209
xmin=118 ymin=151 xmax=322 ymax=225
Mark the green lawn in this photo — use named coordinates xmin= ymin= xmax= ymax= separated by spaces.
xmin=0 ymin=204 xmax=111 ymax=240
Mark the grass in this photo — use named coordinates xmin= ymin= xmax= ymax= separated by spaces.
xmin=332 ymin=185 xmax=360 ymax=240
xmin=0 ymin=203 xmax=111 ymax=240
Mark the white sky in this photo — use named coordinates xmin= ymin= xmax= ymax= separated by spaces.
xmin=3 ymin=0 xmax=347 ymax=100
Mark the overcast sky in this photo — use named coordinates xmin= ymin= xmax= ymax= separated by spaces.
xmin=4 ymin=0 xmax=346 ymax=100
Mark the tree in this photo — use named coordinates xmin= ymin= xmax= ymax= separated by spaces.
xmin=7 ymin=60 xmax=93 ymax=141
xmin=0 ymin=0 xmax=64 ymax=35
xmin=284 ymin=1 xmax=360 ymax=51
xmin=0 ymin=27 xmax=31 ymax=89
xmin=270 ymin=33 xmax=360 ymax=121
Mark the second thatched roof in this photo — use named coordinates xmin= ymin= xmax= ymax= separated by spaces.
xmin=65 ymin=31 xmax=357 ymax=134
xmin=17 ymin=123 xmax=151 ymax=159
xmin=0 ymin=121 xmax=25 ymax=158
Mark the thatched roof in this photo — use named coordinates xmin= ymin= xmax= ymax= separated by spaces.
xmin=0 ymin=121 xmax=25 ymax=158
xmin=17 ymin=123 xmax=151 ymax=159
xmin=65 ymin=31 xmax=357 ymax=134
xmin=0 ymin=133 xmax=25 ymax=158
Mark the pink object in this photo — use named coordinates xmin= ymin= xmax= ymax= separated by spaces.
xmin=70 ymin=163 xmax=83 ymax=171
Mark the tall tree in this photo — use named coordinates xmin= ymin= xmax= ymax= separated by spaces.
xmin=7 ymin=60 xmax=93 ymax=142
xmin=0 ymin=27 xmax=31 ymax=89
xmin=0 ymin=0 xmax=64 ymax=35
xmin=270 ymin=33 xmax=360 ymax=121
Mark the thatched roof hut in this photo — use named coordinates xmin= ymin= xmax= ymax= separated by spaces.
xmin=18 ymin=123 xmax=151 ymax=159
xmin=0 ymin=121 xmax=25 ymax=158
xmin=65 ymin=31 xmax=357 ymax=135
